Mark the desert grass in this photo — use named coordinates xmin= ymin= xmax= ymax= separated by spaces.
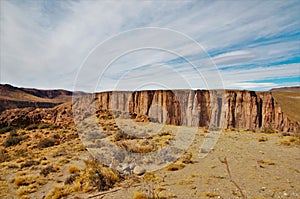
xmin=272 ymin=91 xmax=300 ymax=122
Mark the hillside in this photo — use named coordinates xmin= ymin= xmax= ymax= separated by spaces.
xmin=0 ymin=84 xmax=73 ymax=113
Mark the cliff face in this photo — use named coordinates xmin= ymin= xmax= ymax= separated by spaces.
xmin=93 ymin=90 xmax=299 ymax=133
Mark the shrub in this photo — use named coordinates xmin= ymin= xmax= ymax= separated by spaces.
xmin=3 ymin=132 xmax=27 ymax=147
xmin=65 ymin=173 xmax=80 ymax=185
xmin=258 ymin=137 xmax=268 ymax=142
xmin=133 ymin=191 xmax=147 ymax=199
xmin=37 ymin=138 xmax=58 ymax=148
xmin=17 ymin=184 xmax=39 ymax=196
xmin=21 ymin=160 xmax=39 ymax=168
xmin=14 ymin=175 xmax=37 ymax=186
xmin=166 ymin=163 xmax=185 ymax=171
xmin=84 ymin=159 xmax=120 ymax=191
xmin=25 ymin=124 xmax=39 ymax=130
xmin=178 ymin=152 xmax=193 ymax=164
xmin=40 ymin=165 xmax=56 ymax=177
xmin=0 ymin=149 xmax=10 ymax=162
xmin=69 ymin=165 xmax=79 ymax=173
xmin=261 ymin=126 xmax=276 ymax=134
xmin=0 ymin=126 xmax=16 ymax=134
xmin=39 ymin=123 xmax=51 ymax=129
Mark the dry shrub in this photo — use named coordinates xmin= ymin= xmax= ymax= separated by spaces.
xmin=21 ymin=160 xmax=39 ymax=168
xmin=261 ymin=126 xmax=276 ymax=134
xmin=118 ymin=140 xmax=154 ymax=153
xmin=279 ymin=139 xmax=291 ymax=146
xmin=69 ymin=165 xmax=79 ymax=173
xmin=3 ymin=132 xmax=27 ymax=147
xmin=25 ymin=124 xmax=39 ymax=131
xmin=17 ymin=184 xmax=39 ymax=196
xmin=0 ymin=126 xmax=16 ymax=134
xmin=178 ymin=152 xmax=193 ymax=164
xmin=143 ymin=172 xmax=162 ymax=183
xmin=65 ymin=173 xmax=80 ymax=185
xmin=37 ymin=138 xmax=58 ymax=148
xmin=111 ymin=130 xmax=135 ymax=142
xmin=133 ymin=191 xmax=147 ymax=199
xmin=0 ymin=149 xmax=10 ymax=163
xmin=258 ymin=137 xmax=268 ymax=142
xmin=166 ymin=162 xmax=185 ymax=171
xmin=278 ymin=136 xmax=300 ymax=146
xmin=45 ymin=186 xmax=69 ymax=199
xmin=40 ymin=165 xmax=56 ymax=177
xmin=205 ymin=192 xmax=220 ymax=198
xmin=14 ymin=175 xmax=37 ymax=187
xmin=84 ymin=159 xmax=120 ymax=191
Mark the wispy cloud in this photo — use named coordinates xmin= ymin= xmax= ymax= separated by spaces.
xmin=212 ymin=50 xmax=256 ymax=65
xmin=0 ymin=0 xmax=299 ymax=91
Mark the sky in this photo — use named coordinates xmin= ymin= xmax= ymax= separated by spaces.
xmin=0 ymin=0 xmax=299 ymax=92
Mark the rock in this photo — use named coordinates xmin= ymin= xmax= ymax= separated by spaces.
xmin=133 ymin=166 xmax=146 ymax=175
xmin=94 ymin=90 xmax=299 ymax=133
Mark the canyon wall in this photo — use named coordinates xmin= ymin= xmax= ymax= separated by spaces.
xmin=94 ymin=90 xmax=299 ymax=133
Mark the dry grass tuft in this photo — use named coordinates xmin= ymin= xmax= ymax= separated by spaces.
xmin=258 ymin=137 xmax=268 ymax=142
xmin=84 ymin=159 xmax=121 ymax=191
xmin=69 ymin=165 xmax=80 ymax=173
xmin=133 ymin=191 xmax=147 ymax=199
xmin=14 ymin=175 xmax=38 ymax=187
xmin=166 ymin=162 xmax=185 ymax=171
xmin=0 ymin=149 xmax=10 ymax=163
xmin=37 ymin=138 xmax=58 ymax=148
xmin=40 ymin=165 xmax=56 ymax=177
xmin=204 ymin=192 xmax=220 ymax=198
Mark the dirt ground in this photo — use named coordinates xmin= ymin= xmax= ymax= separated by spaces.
xmin=1 ymin=124 xmax=299 ymax=199
xmin=88 ymin=130 xmax=300 ymax=199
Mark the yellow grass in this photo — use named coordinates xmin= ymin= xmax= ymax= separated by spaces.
xmin=272 ymin=91 xmax=300 ymax=122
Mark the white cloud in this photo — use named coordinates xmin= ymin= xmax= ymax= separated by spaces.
xmin=212 ymin=50 xmax=256 ymax=65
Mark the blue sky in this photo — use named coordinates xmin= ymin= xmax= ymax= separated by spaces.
xmin=0 ymin=0 xmax=299 ymax=92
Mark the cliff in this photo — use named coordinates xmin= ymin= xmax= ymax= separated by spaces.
xmin=92 ymin=90 xmax=299 ymax=133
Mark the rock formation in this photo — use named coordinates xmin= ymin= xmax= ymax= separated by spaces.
xmin=92 ymin=90 xmax=299 ymax=133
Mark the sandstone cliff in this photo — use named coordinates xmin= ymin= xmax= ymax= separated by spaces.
xmin=92 ymin=90 xmax=299 ymax=133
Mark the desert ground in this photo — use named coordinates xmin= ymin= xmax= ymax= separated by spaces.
xmin=0 ymin=119 xmax=299 ymax=199
xmin=0 ymin=85 xmax=299 ymax=199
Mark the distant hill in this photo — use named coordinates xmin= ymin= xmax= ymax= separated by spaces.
xmin=0 ymin=84 xmax=73 ymax=113
xmin=270 ymin=86 xmax=300 ymax=92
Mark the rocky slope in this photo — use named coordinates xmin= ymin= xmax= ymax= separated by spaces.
xmin=0 ymin=84 xmax=73 ymax=113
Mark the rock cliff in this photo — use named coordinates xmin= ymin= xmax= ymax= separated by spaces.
xmin=92 ymin=90 xmax=299 ymax=133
